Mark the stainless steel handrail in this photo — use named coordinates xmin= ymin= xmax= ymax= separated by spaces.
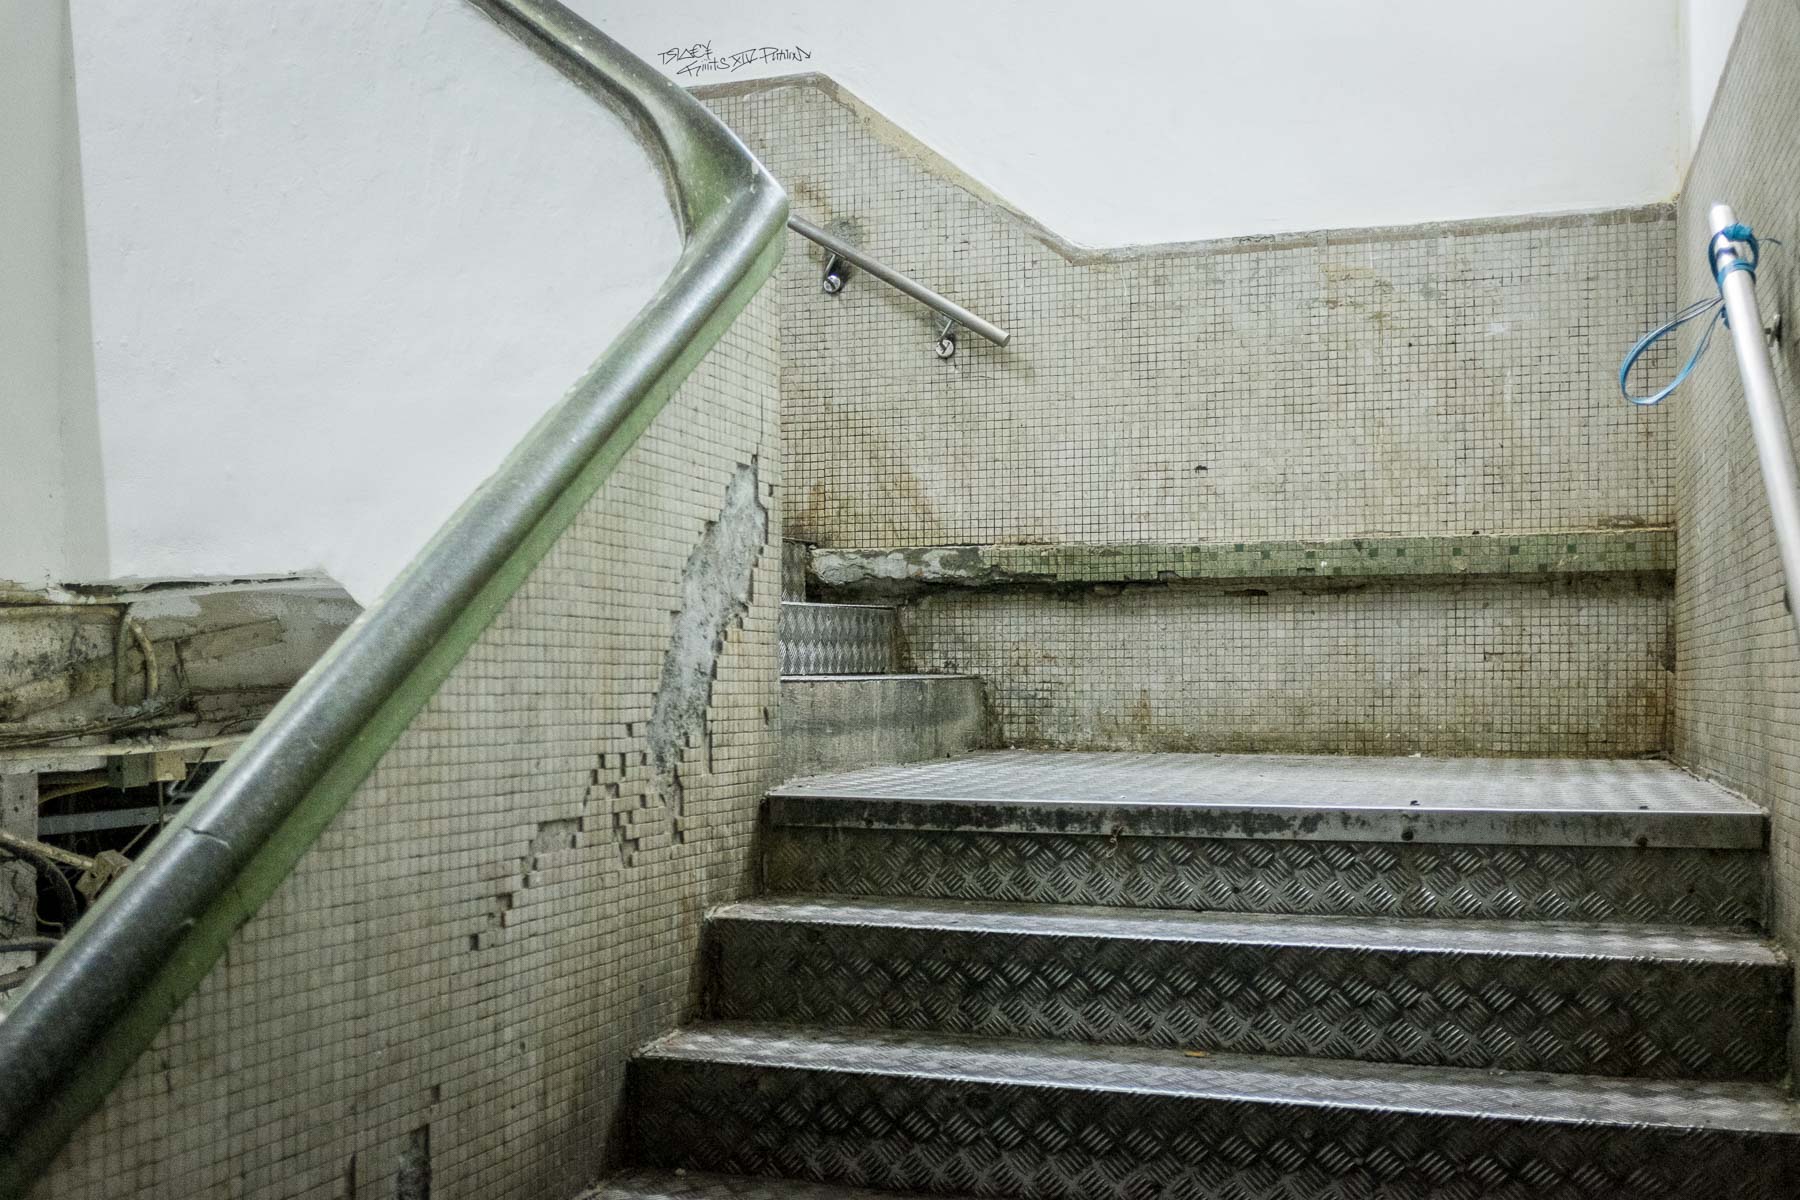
xmin=788 ymin=215 xmax=1012 ymax=348
xmin=1710 ymin=203 xmax=1800 ymax=644
xmin=0 ymin=1 xmax=787 ymax=1189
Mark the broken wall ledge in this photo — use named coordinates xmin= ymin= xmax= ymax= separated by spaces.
xmin=809 ymin=530 xmax=1674 ymax=598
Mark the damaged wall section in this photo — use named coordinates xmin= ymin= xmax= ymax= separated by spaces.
xmin=649 ymin=461 xmax=768 ymax=828
xmin=33 ymin=292 xmax=782 ymax=1198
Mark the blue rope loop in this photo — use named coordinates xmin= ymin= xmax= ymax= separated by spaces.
xmin=1618 ymin=297 xmax=1725 ymax=406
xmin=1710 ymin=223 xmax=1761 ymax=289
xmin=1620 ymin=221 xmax=1776 ymax=406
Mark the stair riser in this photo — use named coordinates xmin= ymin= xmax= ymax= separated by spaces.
xmin=631 ymin=1058 xmax=1800 ymax=1200
xmin=705 ymin=918 xmax=1790 ymax=1080
xmin=778 ymin=603 xmax=899 ymax=675
xmin=781 ymin=540 xmax=810 ymax=603
xmin=780 ymin=676 xmax=988 ymax=779
xmin=766 ymin=827 xmax=1767 ymax=927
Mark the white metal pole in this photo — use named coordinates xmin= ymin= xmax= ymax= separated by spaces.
xmin=1709 ymin=203 xmax=1800 ymax=642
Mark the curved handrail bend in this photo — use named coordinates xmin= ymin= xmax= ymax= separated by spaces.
xmin=0 ymin=2 xmax=787 ymax=1191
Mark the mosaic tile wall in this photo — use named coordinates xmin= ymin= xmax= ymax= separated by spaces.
xmin=1668 ymin=0 xmax=1800 ymax=1046
xmin=34 ymin=292 xmax=782 ymax=1199
xmin=902 ymin=578 xmax=1668 ymax=758
xmin=706 ymin=80 xmax=1677 ymax=756
xmin=704 ymin=80 xmax=1676 ymax=549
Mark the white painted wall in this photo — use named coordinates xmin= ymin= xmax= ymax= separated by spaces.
xmin=588 ymin=0 xmax=1684 ymax=246
xmin=1 ymin=0 xmax=1743 ymax=598
xmin=1680 ymin=0 xmax=1749 ymax=158
xmin=44 ymin=1 xmax=678 ymax=603
xmin=0 ymin=2 xmax=100 ymax=585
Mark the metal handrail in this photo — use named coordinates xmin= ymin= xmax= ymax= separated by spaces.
xmin=1709 ymin=203 xmax=1800 ymax=645
xmin=788 ymin=215 xmax=1012 ymax=349
xmin=0 ymin=1 xmax=787 ymax=1190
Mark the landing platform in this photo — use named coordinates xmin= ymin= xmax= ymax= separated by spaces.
xmin=768 ymin=751 xmax=1763 ymax=849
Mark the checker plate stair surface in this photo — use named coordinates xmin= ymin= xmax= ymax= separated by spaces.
xmin=585 ymin=1169 xmax=974 ymax=1200
xmin=631 ymin=1024 xmax=1800 ymax=1199
xmin=778 ymin=602 xmax=900 ymax=675
xmin=598 ymin=750 xmax=1795 ymax=1199
xmin=766 ymin=751 xmax=1767 ymax=926
xmin=704 ymin=896 xmax=1789 ymax=1080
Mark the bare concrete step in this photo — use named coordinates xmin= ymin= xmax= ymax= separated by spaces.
xmin=632 ymin=1023 xmax=1800 ymax=1199
xmin=779 ymin=675 xmax=987 ymax=780
xmin=766 ymin=750 xmax=1766 ymax=927
xmin=705 ymin=896 xmax=1790 ymax=1080
xmin=585 ymin=1169 xmax=968 ymax=1200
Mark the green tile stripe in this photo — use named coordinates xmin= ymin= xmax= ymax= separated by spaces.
xmin=812 ymin=530 xmax=1674 ymax=590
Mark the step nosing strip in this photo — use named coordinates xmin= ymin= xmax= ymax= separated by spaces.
xmin=640 ymin=1029 xmax=1800 ymax=1134
xmin=766 ymin=794 xmax=1765 ymax=848
xmin=712 ymin=905 xmax=1786 ymax=965
xmin=764 ymin=793 xmax=1762 ymax=819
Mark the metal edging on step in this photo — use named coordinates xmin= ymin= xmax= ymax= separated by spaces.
xmin=764 ymin=792 xmax=1765 ymax=850
xmin=0 ymin=2 xmax=789 ymax=1190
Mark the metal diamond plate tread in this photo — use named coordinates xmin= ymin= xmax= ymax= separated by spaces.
xmin=780 ymin=602 xmax=900 ymax=675
xmin=766 ymin=825 xmax=1766 ymax=927
xmin=586 ymin=1169 xmax=974 ymax=1200
xmin=706 ymin=897 xmax=1789 ymax=1079
xmin=632 ymin=1023 xmax=1800 ymax=1199
xmin=769 ymin=750 xmax=1764 ymax=848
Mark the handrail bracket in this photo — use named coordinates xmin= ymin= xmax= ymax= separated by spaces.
xmin=788 ymin=214 xmax=1010 ymax=357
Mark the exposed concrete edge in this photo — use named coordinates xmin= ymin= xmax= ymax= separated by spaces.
xmin=0 ymin=574 xmax=348 ymax=608
xmin=693 ymin=72 xmax=1676 ymax=267
xmin=809 ymin=530 xmax=1675 ymax=599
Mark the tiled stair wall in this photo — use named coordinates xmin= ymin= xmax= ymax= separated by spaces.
xmin=704 ymin=79 xmax=1678 ymax=758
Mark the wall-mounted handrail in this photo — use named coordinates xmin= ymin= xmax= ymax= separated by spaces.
xmin=788 ymin=215 xmax=1012 ymax=349
xmin=1710 ymin=203 xmax=1800 ymax=644
xmin=0 ymin=1 xmax=787 ymax=1190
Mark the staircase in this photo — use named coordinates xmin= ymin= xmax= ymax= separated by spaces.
xmin=776 ymin=543 xmax=988 ymax=777
xmin=592 ymin=750 xmax=1800 ymax=1199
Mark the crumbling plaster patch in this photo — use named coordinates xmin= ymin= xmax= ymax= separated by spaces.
xmin=648 ymin=462 xmax=768 ymax=822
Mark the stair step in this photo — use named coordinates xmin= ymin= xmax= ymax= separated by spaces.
xmin=586 ymin=1168 xmax=966 ymax=1200
xmin=779 ymin=602 xmax=900 ymax=675
xmin=767 ymin=751 xmax=1766 ymax=926
xmin=631 ymin=1023 xmax=1800 ymax=1199
xmin=705 ymin=896 xmax=1790 ymax=1080
xmin=781 ymin=674 xmax=987 ymax=778
xmin=770 ymin=750 xmax=1763 ymax=847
